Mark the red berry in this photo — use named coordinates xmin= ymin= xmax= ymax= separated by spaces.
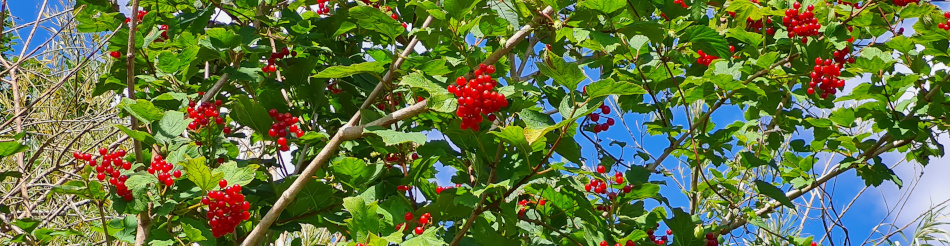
xmin=277 ymin=137 xmax=287 ymax=146
xmin=414 ymin=226 xmax=424 ymax=235
xmin=405 ymin=212 xmax=413 ymax=221
xmin=600 ymin=241 xmax=609 ymax=246
xmin=596 ymin=165 xmax=606 ymax=173
xmin=110 ymin=51 xmax=121 ymax=59
xmin=667 ymin=229 xmax=673 ymax=235
xmin=219 ymin=179 xmax=228 ymax=188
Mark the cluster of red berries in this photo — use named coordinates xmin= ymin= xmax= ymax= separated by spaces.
xmin=587 ymin=165 xmax=634 ymax=196
xmin=267 ymin=109 xmax=305 ymax=152
xmin=516 ymin=198 xmax=546 ymax=216
xmin=74 ymin=149 xmax=133 ymax=201
xmin=831 ymin=45 xmax=856 ymax=65
xmin=201 ymin=180 xmax=250 ymax=238
xmin=376 ymin=92 xmax=404 ymax=111
xmin=587 ymin=104 xmax=615 ymax=133
xmin=314 ymin=0 xmax=333 ymax=14
xmin=782 ymin=3 xmax=821 ymax=42
xmin=390 ymin=12 xmax=408 ymax=29
xmin=938 ymin=12 xmax=950 ymax=30
xmin=147 ymin=155 xmax=180 ymax=187
xmin=447 ymin=64 xmax=508 ymax=131
xmin=696 ymin=50 xmax=719 ymax=66
xmin=263 ymin=47 xmax=296 ymax=73
xmin=187 ymin=97 xmax=230 ymax=135
xmin=396 ymin=184 xmax=413 ymax=192
xmin=327 ymin=81 xmax=343 ymax=94
xmin=396 ymin=212 xmax=431 ymax=235
xmin=892 ymin=0 xmax=919 ymax=7
xmin=807 ymin=58 xmax=846 ymax=98
xmin=599 ymin=240 xmax=636 ymax=246
xmin=673 ymin=0 xmax=688 ymax=8
xmin=746 ymin=17 xmax=775 ymax=35
xmin=124 ymin=10 xmax=147 ymax=24
xmin=705 ymin=233 xmax=720 ymax=246
xmin=385 ymin=152 xmax=418 ymax=168
xmin=646 ymin=229 xmax=672 ymax=245
xmin=435 ymin=183 xmax=462 ymax=194
xmin=157 ymin=25 xmax=169 ymax=41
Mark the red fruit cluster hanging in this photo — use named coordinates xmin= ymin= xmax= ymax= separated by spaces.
xmin=747 ymin=18 xmax=775 ymax=35
xmin=807 ymin=58 xmax=846 ymax=99
xmin=396 ymin=185 xmax=413 ymax=192
xmin=125 ymin=10 xmax=147 ymax=24
xmin=435 ymin=183 xmax=462 ymax=194
xmin=673 ymin=0 xmax=688 ymax=8
xmin=705 ymin=233 xmax=720 ymax=246
xmin=315 ymin=0 xmax=332 ymax=14
xmin=267 ymin=109 xmax=305 ymax=152
xmin=74 ymin=148 xmax=133 ymax=201
xmin=156 ymin=24 xmax=169 ymax=41
xmin=646 ymin=228 xmax=671 ymax=245
xmin=587 ymin=104 xmax=615 ymax=133
xmin=831 ymin=45 xmax=856 ymax=65
xmin=397 ymin=212 xmax=431 ymax=235
xmin=201 ymin=180 xmax=250 ymax=238
xmin=147 ymin=155 xmax=180 ymax=187
xmin=939 ymin=12 xmax=950 ymax=30
xmin=187 ymin=98 xmax=230 ymax=134
xmin=384 ymin=152 xmax=418 ymax=168
xmin=447 ymin=64 xmax=508 ymax=131
xmin=782 ymin=3 xmax=821 ymax=42
xmin=696 ymin=50 xmax=718 ymax=66
xmin=263 ymin=47 xmax=295 ymax=73
xmin=892 ymin=0 xmax=919 ymax=6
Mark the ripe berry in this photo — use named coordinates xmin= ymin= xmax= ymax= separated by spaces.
xmin=404 ymin=212 xmax=413 ymax=221
xmin=219 ymin=179 xmax=228 ymax=188
xmin=110 ymin=51 xmax=121 ymax=59
xmin=596 ymin=165 xmax=606 ymax=173
xmin=600 ymin=241 xmax=609 ymax=246
xmin=414 ymin=226 xmax=424 ymax=235
xmin=667 ymin=229 xmax=673 ymax=235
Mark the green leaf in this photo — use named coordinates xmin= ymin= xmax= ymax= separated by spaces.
xmin=681 ymin=26 xmax=730 ymax=58
xmin=206 ymin=28 xmax=240 ymax=50
xmin=537 ymin=53 xmax=586 ymax=91
xmin=152 ymin=111 xmax=191 ymax=145
xmin=342 ymin=196 xmax=382 ymax=242
xmin=349 ymin=6 xmax=405 ymax=39
xmin=181 ymin=220 xmax=207 ymax=242
xmin=403 ymin=227 xmax=447 ymax=246
xmin=229 ymin=95 xmax=272 ymax=135
xmin=664 ymin=208 xmax=702 ymax=246
xmin=108 ymin=215 xmax=137 ymax=243
xmin=116 ymin=125 xmax=157 ymax=147
xmin=829 ymin=108 xmax=856 ymax=127
xmin=585 ymin=78 xmax=647 ymax=98
xmin=726 ymin=28 xmax=764 ymax=47
xmin=0 ymin=171 xmax=21 ymax=183
xmin=151 ymin=92 xmax=188 ymax=110
xmin=490 ymin=126 xmax=532 ymax=152
xmin=0 ymin=141 xmax=28 ymax=158
xmin=119 ymin=98 xmax=165 ymax=124
xmin=489 ymin=0 xmax=519 ymax=28
xmin=182 ymin=157 xmax=223 ymax=191
xmin=365 ymin=128 xmax=428 ymax=146
xmin=215 ymin=162 xmax=258 ymax=187
xmin=443 ymin=0 xmax=483 ymax=20
xmin=754 ymin=180 xmax=795 ymax=209
xmin=579 ymin=0 xmax=626 ymax=14
xmin=725 ymin=0 xmax=764 ymax=24
xmin=314 ymin=62 xmax=385 ymax=79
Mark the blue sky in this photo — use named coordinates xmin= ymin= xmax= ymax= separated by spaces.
xmin=8 ymin=0 xmax=950 ymax=244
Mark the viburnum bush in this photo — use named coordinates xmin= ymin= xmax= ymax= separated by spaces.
xmin=21 ymin=0 xmax=945 ymax=245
